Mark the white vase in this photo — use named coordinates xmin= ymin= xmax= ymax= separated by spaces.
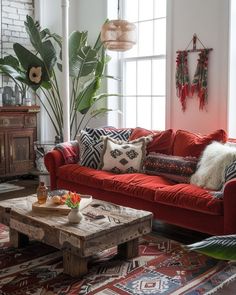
xmin=68 ymin=208 xmax=83 ymax=224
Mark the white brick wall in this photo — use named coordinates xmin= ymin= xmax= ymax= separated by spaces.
xmin=1 ymin=0 xmax=34 ymax=87
xmin=1 ymin=0 xmax=34 ymax=57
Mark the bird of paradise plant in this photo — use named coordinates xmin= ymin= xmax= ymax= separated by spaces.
xmin=185 ymin=235 xmax=236 ymax=260
xmin=0 ymin=16 xmax=116 ymax=140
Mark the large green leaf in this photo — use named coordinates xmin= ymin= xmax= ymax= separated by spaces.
xmin=93 ymin=32 xmax=103 ymax=51
xmin=58 ymin=31 xmax=87 ymax=62
xmin=186 ymin=235 xmax=236 ymax=260
xmin=70 ymin=46 xmax=97 ymax=78
xmin=69 ymin=31 xmax=87 ymax=74
xmin=0 ymin=55 xmax=19 ymax=68
xmin=0 ymin=65 xmax=27 ymax=83
xmin=75 ymin=79 xmax=98 ymax=114
xmin=24 ymin=16 xmax=56 ymax=73
xmin=41 ymin=40 xmax=57 ymax=72
xmin=13 ymin=43 xmax=49 ymax=81
xmin=95 ymin=47 xmax=107 ymax=77
xmin=41 ymin=28 xmax=62 ymax=48
xmin=69 ymin=31 xmax=87 ymax=60
xmin=24 ymin=15 xmax=43 ymax=53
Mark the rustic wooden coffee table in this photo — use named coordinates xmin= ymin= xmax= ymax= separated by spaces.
xmin=0 ymin=195 xmax=152 ymax=277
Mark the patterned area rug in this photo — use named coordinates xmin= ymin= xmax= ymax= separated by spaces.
xmin=0 ymin=183 xmax=24 ymax=194
xmin=0 ymin=224 xmax=236 ymax=295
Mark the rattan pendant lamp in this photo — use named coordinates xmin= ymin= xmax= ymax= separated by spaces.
xmin=101 ymin=0 xmax=136 ymax=51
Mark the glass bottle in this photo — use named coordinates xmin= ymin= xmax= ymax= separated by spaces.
xmin=37 ymin=182 xmax=48 ymax=204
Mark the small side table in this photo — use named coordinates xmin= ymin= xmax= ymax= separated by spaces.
xmin=33 ymin=141 xmax=56 ymax=187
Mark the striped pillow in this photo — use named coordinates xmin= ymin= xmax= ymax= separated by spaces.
xmin=210 ymin=160 xmax=236 ymax=199
xmin=77 ymin=128 xmax=131 ymax=169
xmin=225 ymin=160 xmax=236 ymax=182
xmin=143 ymin=153 xmax=198 ymax=183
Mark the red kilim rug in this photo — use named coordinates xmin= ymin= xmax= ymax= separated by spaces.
xmin=0 ymin=224 xmax=236 ymax=295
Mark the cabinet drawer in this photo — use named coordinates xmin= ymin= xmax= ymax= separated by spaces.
xmin=0 ymin=116 xmax=24 ymax=128
xmin=24 ymin=115 xmax=37 ymax=127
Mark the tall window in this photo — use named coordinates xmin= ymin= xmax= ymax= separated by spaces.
xmin=121 ymin=0 xmax=166 ymax=130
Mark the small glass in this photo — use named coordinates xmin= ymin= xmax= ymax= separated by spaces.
xmin=37 ymin=181 xmax=48 ymax=204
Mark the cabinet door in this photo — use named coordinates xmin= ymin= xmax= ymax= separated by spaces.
xmin=8 ymin=130 xmax=34 ymax=175
xmin=0 ymin=132 xmax=6 ymax=175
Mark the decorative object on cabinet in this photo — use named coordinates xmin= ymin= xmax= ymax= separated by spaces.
xmin=176 ymin=34 xmax=213 ymax=111
xmin=0 ymin=105 xmax=40 ymax=178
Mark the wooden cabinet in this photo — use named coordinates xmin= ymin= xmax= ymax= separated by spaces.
xmin=0 ymin=106 xmax=40 ymax=177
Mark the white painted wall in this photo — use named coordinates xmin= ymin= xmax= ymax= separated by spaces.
xmin=228 ymin=0 xmax=236 ymax=137
xmin=168 ymin=0 xmax=230 ymax=134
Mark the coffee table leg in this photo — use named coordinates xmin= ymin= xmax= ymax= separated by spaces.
xmin=63 ymin=250 xmax=87 ymax=277
xmin=9 ymin=228 xmax=29 ymax=248
xmin=118 ymin=238 xmax=139 ymax=259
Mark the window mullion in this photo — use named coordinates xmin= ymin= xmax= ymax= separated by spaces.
xmin=120 ymin=0 xmax=166 ymax=130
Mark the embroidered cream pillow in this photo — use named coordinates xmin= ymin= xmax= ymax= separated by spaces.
xmin=99 ymin=136 xmax=151 ymax=174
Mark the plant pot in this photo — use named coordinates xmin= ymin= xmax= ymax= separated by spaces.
xmin=68 ymin=208 xmax=83 ymax=224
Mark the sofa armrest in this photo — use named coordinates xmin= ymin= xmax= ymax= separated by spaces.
xmin=44 ymin=150 xmax=65 ymax=190
xmin=223 ymin=178 xmax=236 ymax=234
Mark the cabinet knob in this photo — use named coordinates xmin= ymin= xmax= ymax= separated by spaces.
xmin=3 ymin=118 xmax=10 ymax=126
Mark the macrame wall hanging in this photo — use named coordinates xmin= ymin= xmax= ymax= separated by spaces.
xmin=175 ymin=34 xmax=213 ymax=111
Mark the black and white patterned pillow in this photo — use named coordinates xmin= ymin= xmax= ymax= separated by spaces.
xmin=210 ymin=160 xmax=236 ymax=199
xmin=225 ymin=160 xmax=236 ymax=182
xmin=85 ymin=127 xmax=131 ymax=141
xmin=78 ymin=128 xmax=131 ymax=169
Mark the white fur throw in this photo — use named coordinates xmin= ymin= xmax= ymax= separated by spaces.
xmin=190 ymin=141 xmax=236 ymax=190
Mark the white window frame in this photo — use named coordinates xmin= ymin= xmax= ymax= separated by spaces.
xmin=120 ymin=0 xmax=167 ymax=130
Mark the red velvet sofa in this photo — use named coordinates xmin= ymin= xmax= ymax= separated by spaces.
xmin=44 ymin=128 xmax=236 ymax=235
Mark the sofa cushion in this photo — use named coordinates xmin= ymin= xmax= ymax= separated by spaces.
xmin=129 ymin=127 xmax=175 ymax=155
xmin=102 ymin=173 xmax=174 ymax=202
xmin=77 ymin=128 xmax=131 ymax=169
xmin=144 ymin=153 xmax=198 ymax=183
xmin=100 ymin=136 xmax=149 ymax=174
xmin=57 ymin=164 xmax=114 ymax=189
xmin=57 ymin=164 xmax=173 ymax=202
xmin=173 ymin=129 xmax=227 ymax=158
xmin=154 ymin=183 xmax=223 ymax=215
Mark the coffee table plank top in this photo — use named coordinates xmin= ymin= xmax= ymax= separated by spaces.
xmin=0 ymin=195 xmax=153 ymax=257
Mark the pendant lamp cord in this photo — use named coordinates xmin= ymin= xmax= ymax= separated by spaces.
xmin=118 ymin=0 xmax=121 ymax=19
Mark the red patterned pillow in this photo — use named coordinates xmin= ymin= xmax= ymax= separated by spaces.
xmin=173 ymin=129 xmax=227 ymax=158
xmin=129 ymin=127 xmax=175 ymax=155
xmin=143 ymin=153 xmax=198 ymax=183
